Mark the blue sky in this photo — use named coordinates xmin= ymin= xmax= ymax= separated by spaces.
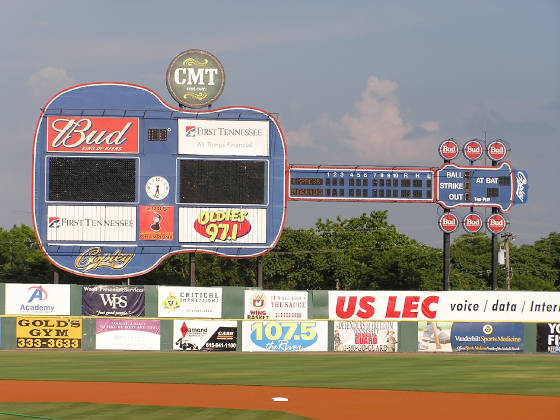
xmin=1 ymin=1 xmax=558 ymax=248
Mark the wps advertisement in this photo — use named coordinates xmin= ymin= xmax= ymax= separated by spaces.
xmin=95 ymin=318 xmax=160 ymax=351
xmin=82 ymin=285 xmax=145 ymax=317
xmin=244 ymin=290 xmax=308 ymax=320
xmin=5 ymin=284 xmax=70 ymax=315
xmin=16 ymin=317 xmax=82 ymax=349
xmin=178 ymin=119 xmax=269 ymax=156
xmin=158 ymin=286 xmax=222 ymax=318
xmin=173 ymin=320 xmax=237 ymax=351
xmin=537 ymin=323 xmax=560 ymax=353
xmin=334 ymin=321 xmax=398 ymax=352
xmin=242 ymin=320 xmax=328 ymax=352
xmin=329 ymin=290 xmax=560 ymax=322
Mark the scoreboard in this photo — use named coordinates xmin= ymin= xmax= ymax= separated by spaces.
xmin=32 ymin=83 xmax=287 ymax=278
xmin=289 ymin=166 xmax=434 ymax=202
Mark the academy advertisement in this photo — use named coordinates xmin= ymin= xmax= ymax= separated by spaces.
xmin=158 ymin=286 xmax=222 ymax=318
xmin=333 ymin=321 xmax=398 ymax=352
xmin=329 ymin=290 xmax=560 ymax=322
xmin=537 ymin=323 xmax=560 ymax=353
xmin=16 ymin=317 xmax=82 ymax=349
xmin=173 ymin=320 xmax=237 ymax=352
xmin=5 ymin=284 xmax=70 ymax=315
xmin=82 ymin=285 xmax=145 ymax=317
xmin=244 ymin=290 xmax=308 ymax=320
xmin=95 ymin=318 xmax=160 ymax=351
xmin=241 ymin=320 xmax=328 ymax=352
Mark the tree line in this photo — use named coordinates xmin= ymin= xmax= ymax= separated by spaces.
xmin=0 ymin=211 xmax=558 ymax=291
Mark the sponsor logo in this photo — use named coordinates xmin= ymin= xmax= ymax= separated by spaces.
xmin=184 ymin=126 xmax=196 ymax=137
xmin=515 ymin=171 xmax=527 ymax=203
xmin=48 ymin=217 xmax=60 ymax=228
xmin=27 ymin=286 xmax=48 ymax=303
xmin=74 ymin=247 xmax=134 ymax=273
xmin=251 ymin=292 xmax=266 ymax=310
xmin=463 ymin=139 xmax=483 ymax=161
xmin=487 ymin=140 xmax=507 ymax=161
xmin=194 ymin=210 xmax=251 ymax=242
xmin=486 ymin=214 xmax=507 ymax=234
xmin=438 ymin=213 xmax=459 ymax=233
xmin=162 ymin=291 xmax=181 ymax=311
xmin=463 ymin=213 xmax=483 ymax=234
xmin=99 ymin=294 xmax=128 ymax=309
xmin=139 ymin=206 xmax=174 ymax=241
xmin=47 ymin=216 xmax=135 ymax=228
xmin=47 ymin=117 xmax=139 ymax=153
xmin=166 ymin=49 xmax=225 ymax=108
xmin=439 ymin=139 xmax=459 ymax=160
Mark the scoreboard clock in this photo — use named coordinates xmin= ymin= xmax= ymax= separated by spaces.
xmin=33 ymin=83 xmax=287 ymax=278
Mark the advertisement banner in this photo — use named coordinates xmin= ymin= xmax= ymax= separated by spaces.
xmin=95 ymin=318 xmax=160 ymax=351
xmin=244 ymin=290 xmax=308 ymax=320
xmin=178 ymin=119 xmax=269 ymax=156
xmin=173 ymin=320 xmax=237 ymax=351
xmin=46 ymin=116 xmax=139 ymax=154
xmin=179 ymin=208 xmax=267 ymax=244
xmin=158 ymin=286 xmax=222 ymax=318
xmin=82 ymin=285 xmax=145 ymax=317
xmin=241 ymin=320 xmax=328 ymax=352
xmin=450 ymin=322 xmax=523 ymax=353
xmin=5 ymin=284 xmax=70 ymax=315
xmin=329 ymin=290 xmax=560 ymax=322
xmin=537 ymin=323 xmax=560 ymax=353
xmin=16 ymin=317 xmax=82 ymax=349
xmin=139 ymin=205 xmax=174 ymax=241
xmin=418 ymin=321 xmax=452 ymax=352
xmin=47 ymin=205 xmax=136 ymax=242
xmin=333 ymin=321 xmax=398 ymax=352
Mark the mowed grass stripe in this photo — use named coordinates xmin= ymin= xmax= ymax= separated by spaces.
xmin=0 ymin=352 xmax=559 ymax=396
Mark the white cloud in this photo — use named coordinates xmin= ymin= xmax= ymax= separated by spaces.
xmin=286 ymin=76 xmax=441 ymax=165
xmin=27 ymin=67 xmax=75 ymax=101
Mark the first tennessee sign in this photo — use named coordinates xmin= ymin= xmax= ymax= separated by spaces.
xmin=46 ymin=117 xmax=139 ymax=153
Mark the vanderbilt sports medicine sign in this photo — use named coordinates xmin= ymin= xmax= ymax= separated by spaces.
xmin=166 ymin=49 xmax=225 ymax=108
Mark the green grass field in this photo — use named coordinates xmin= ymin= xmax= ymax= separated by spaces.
xmin=0 ymin=351 xmax=559 ymax=419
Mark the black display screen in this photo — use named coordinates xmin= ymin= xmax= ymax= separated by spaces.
xmin=180 ymin=159 xmax=265 ymax=204
xmin=48 ymin=157 xmax=136 ymax=202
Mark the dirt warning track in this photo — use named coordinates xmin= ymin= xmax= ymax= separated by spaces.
xmin=1 ymin=380 xmax=559 ymax=420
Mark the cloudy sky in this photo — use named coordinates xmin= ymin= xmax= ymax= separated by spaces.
xmin=1 ymin=1 xmax=558 ymax=248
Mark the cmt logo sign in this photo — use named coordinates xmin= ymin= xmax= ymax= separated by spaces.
xmin=99 ymin=294 xmax=128 ymax=309
xmin=27 ymin=286 xmax=48 ymax=303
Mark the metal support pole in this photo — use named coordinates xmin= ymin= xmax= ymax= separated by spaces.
xmin=257 ymin=256 xmax=263 ymax=288
xmin=443 ymin=210 xmax=451 ymax=291
xmin=189 ymin=253 xmax=196 ymax=286
xmin=491 ymin=158 xmax=498 ymax=290
xmin=53 ymin=270 xmax=59 ymax=284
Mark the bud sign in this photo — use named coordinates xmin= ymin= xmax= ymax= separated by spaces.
xmin=438 ymin=139 xmax=459 ymax=161
xmin=438 ymin=213 xmax=459 ymax=233
xmin=462 ymin=213 xmax=483 ymax=233
xmin=487 ymin=139 xmax=507 ymax=161
xmin=463 ymin=139 xmax=483 ymax=162
xmin=486 ymin=213 xmax=507 ymax=234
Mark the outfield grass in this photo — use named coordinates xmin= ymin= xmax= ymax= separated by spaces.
xmin=0 ymin=351 xmax=559 ymax=396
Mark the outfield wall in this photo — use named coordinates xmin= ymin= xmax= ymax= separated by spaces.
xmin=0 ymin=284 xmax=558 ymax=354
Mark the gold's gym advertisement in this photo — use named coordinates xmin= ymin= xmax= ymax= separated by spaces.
xmin=16 ymin=317 xmax=82 ymax=349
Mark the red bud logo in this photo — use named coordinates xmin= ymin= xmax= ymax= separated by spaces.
xmin=194 ymin=210 xmax=251 ymax=241
xmin=439 ymin=139 xmax=459 ymax=161
xmin=463 ymin=139 xmax=483 ymax=161
xmin=486 ymin=214 xmax=506 ymax=234
xmin=487 ymin=140 xmax=507 ymax=161
xmin=463 ymin=213 xmax=483 ymax=233
xmin=438 ymin=213 xmax=459 ymax=233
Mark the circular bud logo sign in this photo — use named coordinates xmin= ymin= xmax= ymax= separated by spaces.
xmin=487 ymin=139 xmax=507 ymax=161
xmin=438 ymin=213 xmax=459 ymax=233
xmin=462 ymin=213 xmax=483 ymax=233
xmin=463 ymin=139 xmax=483 ymax=161
xmin=166 ymin=50 xmax=225 ymax=108
xmin=439 ymin=139 xmax=459 ymax=161
xmin=486 ymin=213 xmax=507 ymax=234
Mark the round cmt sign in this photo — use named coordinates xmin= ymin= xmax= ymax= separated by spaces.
xmin=438 ymin=139 xmax=459 ymax=161
xmin=487 ymin=139 xmax=507 ymax=161
xmin=462 ymin=212 xmax=483 ymax=234
xmin=486 ymin=213 xmax=507 ymax=234
xmin=166 ymin=49 xmax=225 ymax=108
xmin=463 ymin=139 xmax=483 ymax=161
xmin=438 ymin=212 xmax=459 ymax=233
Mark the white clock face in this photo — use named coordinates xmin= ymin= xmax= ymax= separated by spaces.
xmin=145 ymin=176 xmax=170 ymax=200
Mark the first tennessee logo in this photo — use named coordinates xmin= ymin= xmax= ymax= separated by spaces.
xmin=185 ymin=126 xmax=197 ymax=137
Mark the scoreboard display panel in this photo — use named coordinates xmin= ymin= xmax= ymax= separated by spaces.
xmin=289 ymin=166 xmax=434 ymax=202
xmin=32 ymin=83 xmax=287 ymax=279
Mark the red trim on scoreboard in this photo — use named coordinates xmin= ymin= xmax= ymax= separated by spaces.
xmin=46 ymin=116 xmax=139 ymax=154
